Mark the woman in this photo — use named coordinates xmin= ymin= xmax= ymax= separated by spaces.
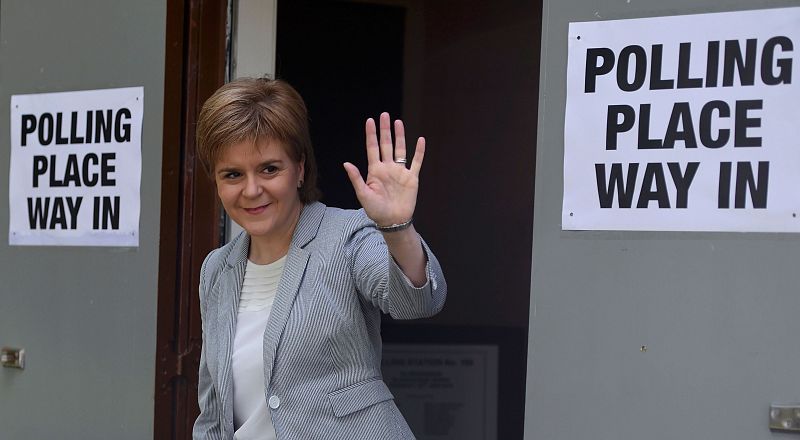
xmin=192 ymin=78 xmax=446 ymax=439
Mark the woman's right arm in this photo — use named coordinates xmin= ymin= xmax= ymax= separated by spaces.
xmin=192 ymin=254 xmax=224 ymax=440
xmin=193 ymin=345 xmax=224 ymax=439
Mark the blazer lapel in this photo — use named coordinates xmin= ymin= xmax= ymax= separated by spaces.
xmin=211 ymin=203 xmax=325 ymax=422
xmin=216 ymin=233 xmax=248 ymax=433
xmin=262 ymin=202 xmax=326 ymax=389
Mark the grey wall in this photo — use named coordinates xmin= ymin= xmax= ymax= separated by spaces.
xmin=526 ymin=1 xmax=800 ymax=439
xmin=0 ymin=1 xmax=165 ymax=438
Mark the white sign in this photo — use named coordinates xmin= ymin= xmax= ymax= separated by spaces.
xmin=9 ymin=87 xmax=143 ymax=246
xmin=563 ymin=8 xmax=800 ymax=232
xmin=382 ymin=344 xmax=498 ymax=440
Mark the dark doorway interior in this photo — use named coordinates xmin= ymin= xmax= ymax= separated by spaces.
xmin=276 ymin=0 xmax=404 ymax=210
xmin=277 ymin=1 xmax=540 ymax=438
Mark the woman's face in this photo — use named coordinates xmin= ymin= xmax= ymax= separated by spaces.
xmin=214 ymin=138 xmax=305 ymax=243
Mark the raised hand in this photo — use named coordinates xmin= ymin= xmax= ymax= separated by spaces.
xmin=343 ymin=112 xmax=425 ymax=227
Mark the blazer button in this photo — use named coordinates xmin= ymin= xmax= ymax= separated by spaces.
xmin=268 ymin=395 xmax=281 ymax=409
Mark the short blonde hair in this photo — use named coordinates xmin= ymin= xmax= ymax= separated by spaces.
xmin=196 ymin=77 xmax=321 ymax=203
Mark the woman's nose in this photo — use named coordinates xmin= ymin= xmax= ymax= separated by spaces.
xmin=242 ymin=175 xmax=262 ymax=198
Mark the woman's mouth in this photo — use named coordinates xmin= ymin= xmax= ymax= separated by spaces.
xmin=243 ymin=203 xmax=270 ymax=215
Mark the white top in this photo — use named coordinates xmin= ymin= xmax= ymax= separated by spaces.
xmin=232 ymin=256 xmax=285 ymax=440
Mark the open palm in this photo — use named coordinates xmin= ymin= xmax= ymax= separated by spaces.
xmin=343 ymin=112 xmax=425 ymax=227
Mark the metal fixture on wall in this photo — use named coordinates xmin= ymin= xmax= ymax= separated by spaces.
xmin=770 ymin=404 xmax=800 ymax=432
xmin=1 ymin=347 xmax=25 ymax=369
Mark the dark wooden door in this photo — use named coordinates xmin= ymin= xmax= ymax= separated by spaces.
xmin=154 ymin=1 xmax=228 ymax=438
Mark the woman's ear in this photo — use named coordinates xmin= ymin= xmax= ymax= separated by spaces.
xmin=298 ymin=155 xmax=306 ymax=186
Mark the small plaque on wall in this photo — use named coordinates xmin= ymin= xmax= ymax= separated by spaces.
xmin=382 ymin=344 xmax=498 ymax=440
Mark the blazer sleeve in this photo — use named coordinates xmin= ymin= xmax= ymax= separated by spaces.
xmin=192 ymin=253 xmax=224 ymax=440
xmin=347 ymin=210 xmax=447 ymax=319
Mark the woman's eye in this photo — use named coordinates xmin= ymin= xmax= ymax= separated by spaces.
xmin=224 ymin=172 xmax=240 ymax=179
xmin=263 ymin=165 xmax=279 ymax=174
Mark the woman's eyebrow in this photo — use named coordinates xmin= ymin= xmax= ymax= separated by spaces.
xmin=215 ymin=165 xmax=241 ymax=174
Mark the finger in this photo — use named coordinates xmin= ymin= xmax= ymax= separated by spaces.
xmin=379 ymin=112 xmax=393 ymax=163
xmin=365 ymin=118 xmax=379 ymax=165
xmin=343 ymin=162 xmax=368 ymax=197
xmin=410 ymin=137 xmax=425 ymax=175
xmin=394 ymin=119 xmax=407 ymax=166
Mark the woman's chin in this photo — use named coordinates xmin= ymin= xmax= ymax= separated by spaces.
xmin=242 ymin=224 xmax=275 ymax=239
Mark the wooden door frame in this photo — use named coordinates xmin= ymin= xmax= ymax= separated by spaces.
xmin=154 ymin=0 xmax=229 ymax=438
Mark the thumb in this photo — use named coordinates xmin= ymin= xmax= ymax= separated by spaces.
xmin=343 ymin=162 xmax=367 ymax=197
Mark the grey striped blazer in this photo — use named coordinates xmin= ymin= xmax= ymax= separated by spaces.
xmin=192 ymin=202 xmax=447 ymax=439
